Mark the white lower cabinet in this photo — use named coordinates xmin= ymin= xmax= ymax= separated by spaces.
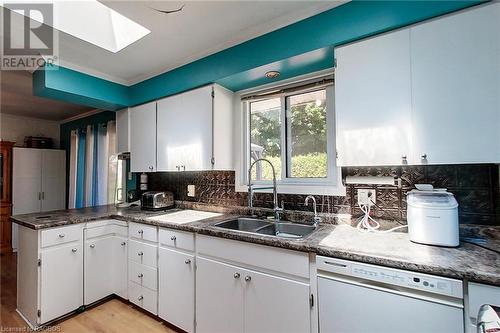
xmin=17 ymin=224 xmax=84 ymax=328
xmin=128 ymin=225 xmax=158 ymax=315
xmin=196 ymin=235 xmax=312 ymax=333
xmin=84 ymin=220 xmax=128 ymax=305
xmin=158 ymin=248 xmax=195 ymax=333
xmin=40 ymin=242 xmax=83 ymax=324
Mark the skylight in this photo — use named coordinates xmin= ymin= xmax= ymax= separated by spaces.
xmin=1 ymin=0 xmax=150 ymax=53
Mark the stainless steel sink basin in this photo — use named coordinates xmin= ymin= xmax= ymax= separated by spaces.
xmin=256 ymin=222 xmax=316 ymax=239
xmin=214 ymin=218 xmax=272 ymax=232
xmin=214 ymin=217 xmax=316 ymax=239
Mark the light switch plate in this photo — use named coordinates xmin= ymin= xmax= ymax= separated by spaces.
xmin=358 ymin=189 xmax=376 ymax=206
xmin=187 ymin=185 xmax=196 ymax=197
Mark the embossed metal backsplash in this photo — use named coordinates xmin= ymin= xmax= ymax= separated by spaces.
xmin=146 ymin=164 xmax=500 ymax=225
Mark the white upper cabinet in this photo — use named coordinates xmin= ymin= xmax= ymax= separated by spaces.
xmin=130 ymin=101 xmax=157 ymax=172
xmin=335 ymin=3 xmax=500 ymax=166
xmin=157 ymin=84 xmax=233 ymax=171
xmin=335 ymin=29 xmax=412 ymax=166
xmin=116 ymin=108 xmax=130 ymax=153
xmin=410 ymin=3 xmax=500 ymax=164
xmin=157 ymin=86 xmax=213 ymax=171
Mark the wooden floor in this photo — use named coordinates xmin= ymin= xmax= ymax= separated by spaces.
xmin=0 ymin=251 xmax=180 ymax=332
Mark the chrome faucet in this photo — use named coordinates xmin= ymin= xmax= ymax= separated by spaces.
xmin=248 ymin=158 xmax=283 ymax=220
xmin=304 ymin=195 xmax=321 ymax=227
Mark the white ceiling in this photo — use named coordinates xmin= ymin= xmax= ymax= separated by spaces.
xmin=53 ymin=1 xmax=345 ymax=85
xmin=0 ymin=70 xmax=94 ymax=120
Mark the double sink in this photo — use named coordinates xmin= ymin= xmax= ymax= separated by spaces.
xmin=214 ymin=217 xmax=316 ymax=239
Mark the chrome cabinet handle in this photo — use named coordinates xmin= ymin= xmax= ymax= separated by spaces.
xmin=89 ymin=244 xmax=95 ymax=248
xmin=58 ymin=234 xmax=65 ymax=238
xmin=72 ymin=248 xmax=77 ymax=253
xmin=421 ymin=153 xmax=428 ymax=162
xmin=234 ymin=272 xmax=240 ymax=279
xmin=138 ymin=273 xmax=143 ymax=278
xmin=121 ymin=242 xmax=126 ymax=246
xmin=170 ymin=236 xmax=176 ymax=241
xmin=185 ymin=259 xmax=191 ymax=264
xmin=38 ymin=192 xmax=41 ymax=200
xmin=245 ymin=276 xmax=251 ymax=282
xmin=176 ymin=166 xmax=180 ymax=171
xmin=138 ymin=251 xmax=143 ymax=256
xmin=138 ymin=295 xmax=143 ymax=301
xmin=138 ymin=229 xmax=143 ymax=235
xmin=41 ymin=192 xmax=45 ymax=200
xmin=148 ymin=166 xmax=153 ymax=171
xmin=182 ymin=165 xmax=186 ymax=171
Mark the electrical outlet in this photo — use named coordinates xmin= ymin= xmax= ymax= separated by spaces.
xmin=358 ymin=189 xmax=376 ymax=206
xmin=187 ymin=185 xmax=196 ymax=197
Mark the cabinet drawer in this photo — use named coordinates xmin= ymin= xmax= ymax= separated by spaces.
xmin=129 ymin=222 xmax=157 ymax=242
xmin=129 ymin=261 xmax=157 ymax=291
xmin=41 ymin=225 xmax=82 ymax=248
xmin=128 ymin=240 xmax=157 ymax=268
xmin=196 ymin=235 xmax=309 ymax=279
xmin=159 ymin=228 xmax=194 ymax=251
xmin=128 ymin=281 xmax=157 ymax=315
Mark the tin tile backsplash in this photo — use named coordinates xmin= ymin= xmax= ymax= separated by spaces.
xmin=145 ymin=164 xmax=500 ymax=225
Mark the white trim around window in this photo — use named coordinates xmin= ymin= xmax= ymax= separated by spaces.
xmin=233 ymin=69 xmax=345 ymax=196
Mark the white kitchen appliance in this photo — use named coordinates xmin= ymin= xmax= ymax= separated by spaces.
xmin=407 ymin=188 xmax=459 ymax=247
xmin=317 ymin=256 xmax=464 ymax=333
xmin=468 ymin=282 xmax=500 ymax=333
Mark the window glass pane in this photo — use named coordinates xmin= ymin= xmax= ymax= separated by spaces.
xmin=249 ymin=98 xmax=282 ymax=181
xmin=287 ymin=89 xmax=328 ymax=178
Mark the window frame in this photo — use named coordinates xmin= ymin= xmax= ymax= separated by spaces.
xmin=235 ymin=73 xmax=345 ymax=196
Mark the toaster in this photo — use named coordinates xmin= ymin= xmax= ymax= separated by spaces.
xmin=141 ymin=191 xmax=174 ymax=211
xmin=407 ymin=189 xmax=459 ymax=247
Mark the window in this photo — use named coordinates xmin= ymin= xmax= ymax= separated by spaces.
xmin=239 ymin=75 xmax=344 ymax=195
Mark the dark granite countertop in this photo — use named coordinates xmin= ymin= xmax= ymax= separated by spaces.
xmin=11 ymin=203 xmax=500 ymax=286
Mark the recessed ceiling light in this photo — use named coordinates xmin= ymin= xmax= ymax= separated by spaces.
xmin=265 ymin=71 xmax=280 ymax=79
xmin=1 ymin=0 xmax=150 ymax=53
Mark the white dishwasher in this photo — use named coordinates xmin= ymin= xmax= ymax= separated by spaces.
xmin=317 ymin=256 xmax=464 ymax=333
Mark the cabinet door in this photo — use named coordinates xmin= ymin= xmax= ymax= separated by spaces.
xmin=113 ymin=236 xmax=128 ymax=299
xmin=116 ymin=108 xmax=130 ymax=153
xmin=40 ymin=243 xmax=83 ymax=324
xmin=84 ymin=237 xmax=114 ymax=305
xmin=335 ymin=29 xmax=412 ymax=166
xmin=130 ymin=101 xmax=157 ymax=172
xmin=41 ymin=150 xmax=66 ymax=212
xmin=12 ymin=148 xmax=42 ymax=214
xmin=196 ymin=257 xmax=244 ymax=333
xmin=410 ymin=3 xmax=500 ymax=164
xmin=157 ymin=86 xmax=213 ymax=171
xmin=243 ymin=269 xmax=311 ymax=333
xmin=158 ymin=248 xmax=195 ymax=333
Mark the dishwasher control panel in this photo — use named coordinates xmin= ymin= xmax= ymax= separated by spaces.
xmin=317 ymin=256 xmax=463 ymax=298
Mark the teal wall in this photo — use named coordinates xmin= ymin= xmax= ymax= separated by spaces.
xmin=60 ymin=111 xmax=117 ymax=207
xmin=34 ymin=1 xmax=483 ymax=109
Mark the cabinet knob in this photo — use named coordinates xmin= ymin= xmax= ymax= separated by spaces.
xmin=401 ymin=155 xmax=408 ymax=165
xmin=89 ymin=244 xmax=95 ymax=248
xmin=138 ymin=295 xmax=143 ymax=301
xmin=234 ymin=272 xmax=240 ymax=279
xmin=244 ymin=276 xmax=251 ymax=282
xmin=138 ymin=273 xmax=143 ymax=278
xmin=184 ymin=259 xmax=191 ymax=264
xmin=176 ymin=166 xmax=180 ymax=171
xmin=149 ymin=166 xmax=153 ymax=171
xmin=138 ymin=251 xmax=144 ymax=256
xmin=121 ymin=242 xmax=126 ymax=246
xmin=72 ymin=248 xmax=77 ymax=253
xmin=58 ymin=234 xmax=65 ymax=238
xmin=138 ymin=229 xmax=143 ymax=234
xmin=182 ymin=165 xmax=186 ymax=171
xmin=170 ymin=236 xmax=176 ymax=241
xmin=421 ymin=154 xmax=428 ymax=162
